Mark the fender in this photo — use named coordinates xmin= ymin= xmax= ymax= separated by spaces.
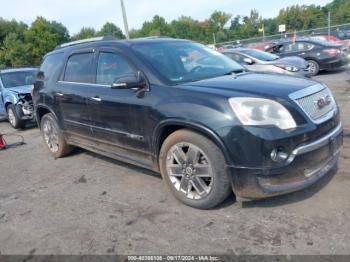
xmin=152 ymin=118 xmax=234 ymax=166
xmin=3 ymin=91 xmax=18 ymax=108
xmin=35 ymin=103 xmax=59 ymax=128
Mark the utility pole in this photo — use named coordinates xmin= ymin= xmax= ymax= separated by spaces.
xmin=120 ymin=0 xmax=130 ymax=39
xmin=328 ymin=11 xmax=331 ymax=38
xmin=213 ymin=33 xmax=216 ymax=46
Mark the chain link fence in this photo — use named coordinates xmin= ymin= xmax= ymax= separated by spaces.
xmin=217 ymin=23 xmax=350 ymax=47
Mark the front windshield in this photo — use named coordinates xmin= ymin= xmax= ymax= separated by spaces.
xmin=132 ymin=41 xmax=245 ymax=84
xmin=1 ymin=71 xmax=37 ymax=88
xmin=240 ymin=49 xmax=279 ymax=61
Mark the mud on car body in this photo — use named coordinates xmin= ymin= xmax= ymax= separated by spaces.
xmin=0 ymin=68 xmax=38 ymax=129
xmin=33 ymin=37 xmax=342 ymax=209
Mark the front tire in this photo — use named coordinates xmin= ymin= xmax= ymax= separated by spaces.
xmin=7 ymin=104 xmax=25 ymax=129
xmin=159 ymin=129 xmax=231 ymax=209
xmin=40 ymin=113 xmax=73 ymax=158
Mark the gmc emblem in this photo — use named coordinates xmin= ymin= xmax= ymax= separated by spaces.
xmin=315 ymin=95 xmax=332 ymax=109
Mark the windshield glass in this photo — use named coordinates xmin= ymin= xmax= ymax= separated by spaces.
xmin=132 ymin=41 xmax=245 ymax=84
xmin=1 ymin=71 xmax=37 ymax=88
xmin=240 ymin=49 xmax=279 ymax=61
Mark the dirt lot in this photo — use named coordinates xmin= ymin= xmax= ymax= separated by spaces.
xmin=0 ymin=71 xmax=349 ymax=256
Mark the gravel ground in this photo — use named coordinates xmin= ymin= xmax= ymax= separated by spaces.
xmin=0 ymin=71 xmax=349 ymax=256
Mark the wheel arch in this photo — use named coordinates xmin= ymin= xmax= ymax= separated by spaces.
xmin=4 ymin=102 xmax=12 ymax=111
xmin=153 ymin=120 xmax=233 ymax=167
xmin=35 ymin=105 xmax=58 ymax=129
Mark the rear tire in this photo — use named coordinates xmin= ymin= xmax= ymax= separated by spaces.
xmin=307 ymin=60 xmax=320 ymax=76
xmin=159 ymin=129 xmax=232 ymax=209
xmin=40 ymin=113 xmax=73 ymax=158
xmin=7 ymin=104 xmax=25 ymax=129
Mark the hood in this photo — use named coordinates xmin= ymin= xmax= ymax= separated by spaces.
xmin=265 ymin=56 xmax=308 ymax=69
xmin=6 ymin=85 xmax=33 ymax=94
xmin=183 ymin=72 xmax=317 ymax=98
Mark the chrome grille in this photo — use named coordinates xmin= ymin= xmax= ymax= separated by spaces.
xmin=295 ymin=87 xmax=335 ymax=121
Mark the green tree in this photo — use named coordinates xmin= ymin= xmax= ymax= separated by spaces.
xmin=24 ymin=17 xmax=70 ymax=65
xmin=97 ymin=22 xmax=125 ymax=39
xmin=0 ymin=33 xmax=30 ymax=67
xmin=0 ymin=19 xmax=27 ymax=43
xmin=135 ymin=15 xmax=171 ymax=37
xmin=72 ymin=27 xmax=96 ymax=40
xmin=170 ymin=16 xmax=208 ymax=42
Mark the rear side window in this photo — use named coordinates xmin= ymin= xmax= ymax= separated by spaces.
xmin=40 ymin=53 xmax=64 ymax=80
xmin=96 ymin=52 xmax=134 ymax=85
xmin=64 ymin=53 xmax=94 ymax=83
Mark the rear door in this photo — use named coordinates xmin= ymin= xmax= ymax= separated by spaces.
xmin=55 ymin=49 xmax=96 ymax=139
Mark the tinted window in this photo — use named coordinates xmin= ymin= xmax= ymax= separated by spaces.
xmin=1 ymin=71 xmax=38 ymax=88
xmin=40 ymin=53 xmax=64 ymax=80
xmin=132 ymin=42 xmax=244 ymax=84
xmin=64 ymin=53 xmax=94 ymax=83
xmin=96 ymin=52 xmax=134 ymax=85
xmin=284 ymin=42 xmax=314 ymax=52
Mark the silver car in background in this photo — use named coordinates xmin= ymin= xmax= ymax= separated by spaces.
xmin=222 ymin=48 xmax=311 ymax=78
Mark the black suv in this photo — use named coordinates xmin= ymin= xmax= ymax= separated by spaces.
xmin=33 ymin=37 xmax=343 ymax=209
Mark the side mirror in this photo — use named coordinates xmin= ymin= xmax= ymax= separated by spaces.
xmin=111 ymin=71 xmax=146 ymax=90
xmin=243 ymin=58 xmax=254 ymax=65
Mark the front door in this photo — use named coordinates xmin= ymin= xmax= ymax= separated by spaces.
xmin=55 ymin=50 xmax=96 ymax=139
xmin=87 ymin=49 xmax=152 ymax=164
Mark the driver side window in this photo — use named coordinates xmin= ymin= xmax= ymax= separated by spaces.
xmin=96 ymin=52 xmax=135 ymax=86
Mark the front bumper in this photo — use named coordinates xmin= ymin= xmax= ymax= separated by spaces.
xmin=229 ymin=123 xmax=343 ymax=200
xmin=14 ymin=103 xmax=34 ymax=121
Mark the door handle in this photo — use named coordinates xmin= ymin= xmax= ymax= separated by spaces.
xmin=56 ymin=92 xmax=64 ymax=97
xmin=89 ymin=96 xmax=102 ymax=102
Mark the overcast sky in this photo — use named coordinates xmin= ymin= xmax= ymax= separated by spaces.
xmin=0 ymin=0 xmax=333 ymax=35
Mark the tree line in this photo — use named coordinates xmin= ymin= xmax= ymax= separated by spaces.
xmin=0 ymin=0 xmax=349 ymax=68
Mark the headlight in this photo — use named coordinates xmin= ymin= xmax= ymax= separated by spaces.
xmin=229 ymin=97 xmax=297 ymax=130
xmin=275 ymin=64 xmax=300 ymax=72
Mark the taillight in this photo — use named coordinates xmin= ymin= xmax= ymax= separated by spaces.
xmin=323 ymin=48 xmax=341 ymax=56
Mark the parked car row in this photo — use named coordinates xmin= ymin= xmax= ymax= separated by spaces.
xmin=23 ymin=36 xmax=343 ymax=209
xmin=221 ymin=48 xmax=310 ymax=77
xmin=223 ymin=38 xmax=349 ymax=76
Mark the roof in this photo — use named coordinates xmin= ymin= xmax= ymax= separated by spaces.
xmin=0 ymin=67 xmax=38 ymax=74
xmin=271 ymin=38 xmax=342 ymax=47
xmin=47 ymin=36 xmax=189 ymax=57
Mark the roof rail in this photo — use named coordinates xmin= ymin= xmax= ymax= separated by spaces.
xmin=136 ymin=36 xmax=173 ymax=40
xmin=56 ymin=36 xmax=116 ymax=49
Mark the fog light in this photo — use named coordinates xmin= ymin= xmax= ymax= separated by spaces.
xmin=271 ymin=148 xmax=289 ymax=162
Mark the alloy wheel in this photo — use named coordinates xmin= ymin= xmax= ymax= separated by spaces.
xmin=307 ymin=61 xmax=317 ymax=74
xmin=166 ymin=143 xmax=213 ymax=200
xmin=7 ymin=108 xmax=16 ymax=127
xmin=42 ymin=118 xmax=59 ymax=153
